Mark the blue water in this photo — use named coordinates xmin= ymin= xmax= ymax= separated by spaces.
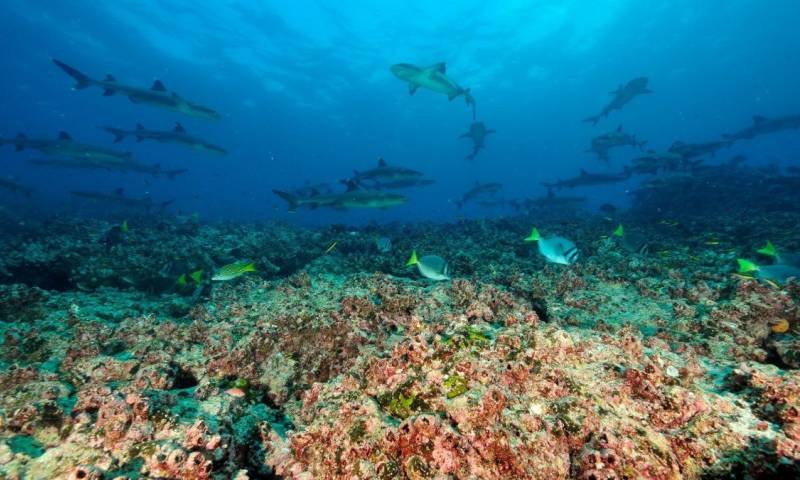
xmin=1 ymin=0 xmax=799 ymax=224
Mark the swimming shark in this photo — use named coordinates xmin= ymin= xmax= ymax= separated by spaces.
xmin=30 ymin=157 xmax=187 ymax=179
xmin=459 ymin=122 xmax=496 ymax=160
xmin=272 ymin=187 xmax=407 ymax=212
xmin=3 ymin=131 xmax=133 ymax=165
xmin=0 ymin=177 xmax=34 ymax=197
xmin=390 ymin=62 xmax=475 ymax=108
xmin=455 ymin=181 xmax=502 ymax=208
xmin=723 ymin=114 xmax=800 ymax=141
xmin=100 ymin=123 xmax=227 ymax=155
xmin=542 ymin=169 xmax=629 ymax=190
xmin=350 ymin=158 xmax=425 ymax=188
xmin=625 ymin=151 xmax=685 ymax=176
xmin=70 ymin=188 xmax=175 ymax=211
xmin=668 ymin=139 xmax=732 ymax=159
xmin=52 ymin=59 xmax=220 ymax=120
xmin=584 ymin=77 xmax=652 ymax=125
xmin=586 ymin=125 xmax=646 ymax=161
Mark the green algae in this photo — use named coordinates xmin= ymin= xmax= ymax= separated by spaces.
xmin=443 ymin=374 xmax=469 ymax=399
xmin=378 ymin=383 xmax=429 ymax=420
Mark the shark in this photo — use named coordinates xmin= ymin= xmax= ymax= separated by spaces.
xmin=0 ymin=177 xmax=34 ymax=197
xmin=100 ymin=123 xmax=227 ymax=155
xmin=543 ymin=169 xmax=629 ymax=190
xmin=625 ymin=151 xmax=685 ymax=176
xmin=455 ymin=182 xmax=502 ymax=208
xmin=390 ymin=62 xmax=475 ymax=110
xmin=52 ymin=59 xmax=220 ymax=120
xmin=459 ymin=122 xmax=496 ymax=160
xmin=29 ymin=157 xmax=187 ymax=179
xmin=668 ymin=139 xmax=732 ymax=159
xmin=3 ymin=131 xmax=133 ymax=165
xmin=350 ymin=158 xmax=425 ymax=188
xmin=586 ymin=125 xmax=646 ymax=161
xmin=272 ymin=186 xmax=407 ymax=212
xmin=584 ymin=77 xmax=652 ymax=125
xmin=70 ymin=188 xmax=174 ymax=211
xmin=723 ymin=114 xmax=800 ymax=141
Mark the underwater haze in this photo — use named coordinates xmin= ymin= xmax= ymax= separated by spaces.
xmin=1 ymin=0 xmax=799 ymax=222
xmin=4 ymin=2 xmax=800 ymax=479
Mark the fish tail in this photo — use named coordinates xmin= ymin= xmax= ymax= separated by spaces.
xmin=273 ymin=190 xmax=299 ymax=211
xmin=52 ymin=59 xmax=94 ymax=89
xmin=405 ymin=250 xmax=418 ymax=266
xmin=243 ymin=262 xmax=257 ymax=272
xmin=524 ymin=227 xmax=541 ymax=242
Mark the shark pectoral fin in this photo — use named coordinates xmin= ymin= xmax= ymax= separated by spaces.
xmin=102 ymin=89 xmax=115 ymax=96
xmin=408 ymin=83 xmax=419 ymax=95
xmin=427 ymin=62 xmax=446 ymax=73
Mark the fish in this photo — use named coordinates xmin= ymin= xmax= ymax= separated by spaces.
xmin=723 ymin=114 xmax=800 ymax=141
xmin=52 ymin=59 xmax=220 ymax=120
xmin=755 ymin=241 xmax=800 ymax=266
xmin=100 ymin=123 xmax=227 ymax=155
xmin=737 ymin=259 xmax=800 ymax=285
xmin=390 ymin=62 xmax=475 ymax=108
xmin=612 ymin=224 xmax=651 ymax=255
xmin=668 ymin=140 xmax=732 ymax=160
xmin=455 ymin=182 xmax=502 ymax=208
xmin=6 ymin=131 xmax=133 ymax=165
xmin=176 ymin=269 xmax=204 ymax=288
xmin=29 ymin=157 xmax=187 ymax=179
xmin=70 ymin=188 xmax=174 ymax=211
xmin=542 ymin=169 xmax=629 ymax=190
xmin=510 ymin=191 xmax=586 ymax=212
xmin=376 ymin=236 xmax=392 ymax=253
xmin=272 ymin=188 xmax=407 ymax=212
xmin=624 ymin=151 xmax=684 ymax=176
xmin=586 ymin=125 xmax=647 ymax=161
xmin=524 ymin=227 xmax=579 ymax=265
xmin=406 ymin=250 xmax=451 ymax=281
xmin=0 ymin=176 xmax=34 ymax=197
xmin=459 ymin=122 xmax=496 ymax=161
xmin=349 ymin=158 xmax=425 ymax=188
xmin=101 ymin=220 xmax=129 ymax=247
xmin=584 ymin=77 xmax=652 ymax=125
xmin=212 ymin=261 xmax=257 ymax=281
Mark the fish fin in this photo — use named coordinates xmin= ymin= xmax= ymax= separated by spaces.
xmin=428 ymin=62 xmax=446 ymax=73
xmin=613 ymin=224 xmax=624 ymax=237
xmin=524 ymin=227 xmax=540 ymax=243
xmin=103 ymin=89 xmax=115 ymax=96
xmin=151 ymin=80 xmax=167 ymax=92
xmin=243 ymin=262 xmax=257 ymax=272
xmin=753 ymin=115 xmax=767 ymax=124
xmin=272 ymin=190 xmax=298 ymax=211
xmin=757 ymin=240 xmax=778 ymax=258
xmin=447 ymin=91 xmax=460 ymax=101
xmin=405 ymin=250 xmax=418 ymax=266
xmin=378 ymin=157 xmax=386 ymax=167
xmin=344 ymin=179 xmax=359 ymax=192
xmin=104 ymin=74 xmax=116 ymax=82
xmin=737 ymin=258 xmax=759 ymax=274
xmin=113 ymin=133 xmax=124 ymax=143
xmin=136 ymin=123 xmax=144 ymax=130
xmin=58 ymin=131 xmax=72 ymax=141
xmin=580 ymin=169 xmax=588 ymax=176
xmin=174 ymin=122 xmax=186 ymax=133
xmin=176 ymin=274 xmax=187 ymax=286
xmin=583 ymin=115 xmax=600 ymax=125
xmin=52 ymin=59 xmax=93 ymax=89
xmin=190 ymin=270 xmax=203 ymax=283
xmin=408 ymin=83 xmax=419 ymax=95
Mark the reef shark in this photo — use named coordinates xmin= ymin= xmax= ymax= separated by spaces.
xmin=584 ymin=77 xmax=652 ymax=125
xmin=668 ymin=140 xmax=732 ymax=159
xmin=0 ymin=176 xmax=34 ymax=197
xmin=723 ymin=114 xmax=800 ymax=141
xmin=52 ymin=59 xmax=220 ymax=120
xmin=100 ymin=123 xmax=227 ymax=155
xmin=3 ymin=131 xmax=133 ymax=165
xmin=455 ymin=181 xmax=502 ymax=208
xmin=350 ymin=158 xmax=425 ymax=188
xmin=586 ymin=125 xmax=646 ymax=161
xmin=390 ymin=62 xmax=475 ymax=109
xmin=459 ymin=122 xmax=496 ymax=161
xmin=30 ymin=157 xmax=187 ymax=179
xmin=272 ymin=186 xmax=407 ymax=212
xmin=70 ymin=188 xmax=175 ymax=211
xmin=542 ymin=169 xmax=629 ymax=190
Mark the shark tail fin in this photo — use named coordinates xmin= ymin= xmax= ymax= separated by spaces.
xmin=583 ymin=115 xmax=600 ymax=126
xmin=273 ymin=190 xmax=299 ymax=212
xmin=52 ymin=59 xmax=93 ymax=90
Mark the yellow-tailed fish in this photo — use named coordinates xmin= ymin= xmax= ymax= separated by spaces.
xmin=176 ymin=273 xmax=187 ymax=287
xmin=190 ymin=269 xmax=203 ymax=283
xmin=121 ymin=220 xmax=129 ymax=233
xmin=212 ymin=261 xmax=256 ymax=281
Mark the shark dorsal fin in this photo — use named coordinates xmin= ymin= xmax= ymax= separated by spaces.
xmin=344 ymin=180 xmax=358 ymax=192
xmin=136 ymin=123 xmax=144 ymax=130
xmin=114 ymin=187 xmax=125 ymax=196
xmin=616 ymin=125 xmax=623 ymax=132
xmin=428 ymin=62 xmax=446 ymax=74
xmin=58 ymin=131 xmax=72 ymax=141
xmin=105 ymin=74 xmax=116 ymax=82
xmin=580 ymin=169 xmax=588 ymax=176
xmin=753 ymin=115 xmax=767 ymax=124
xmin=378 ymin=157 xmax=386 ymax=167
xmin=173 ymin=122 xmax=186 ymax=133
xmin=151 ymin=80 xmax=167 ymax=92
